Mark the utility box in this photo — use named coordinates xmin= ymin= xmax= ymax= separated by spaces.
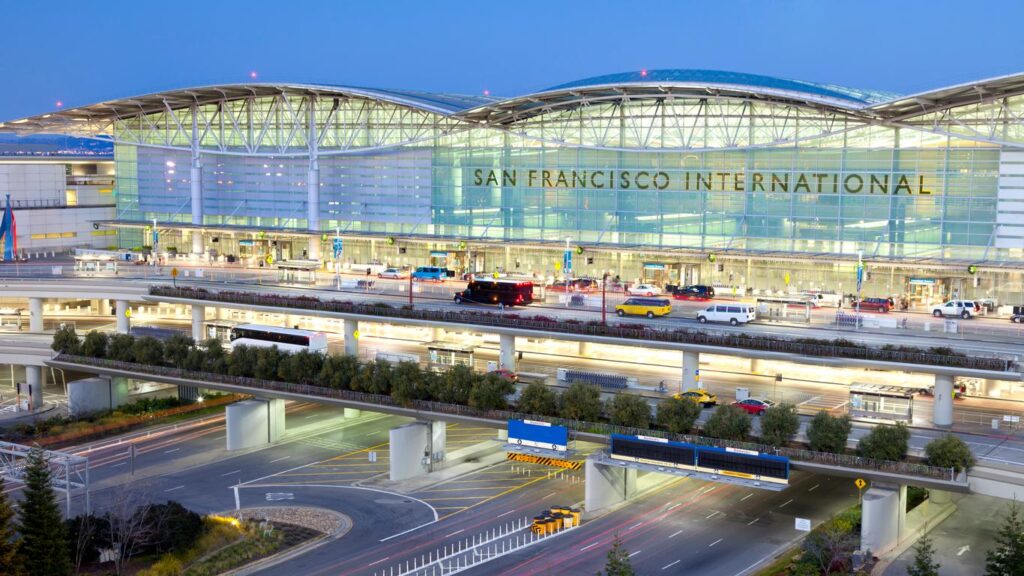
xmin=736 ymin=387 xmax=750 ymax=401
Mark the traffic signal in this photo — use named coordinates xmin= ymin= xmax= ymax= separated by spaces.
xmin=707 ymin=253 xmax=717 ymax=263
xmin=575 ymin=245 xmax=584 ymax=255
xmin=967 ymin=264 xmax=978 ymax=275
xmin=386 ymin=236 xmax=395 ymax=245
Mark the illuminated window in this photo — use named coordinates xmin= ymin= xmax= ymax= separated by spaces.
xmin=66 ymin=189 xmax=78 ymax=206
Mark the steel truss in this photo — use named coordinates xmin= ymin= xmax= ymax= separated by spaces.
xmin=0 ymin=441 xmax=89 ymax=515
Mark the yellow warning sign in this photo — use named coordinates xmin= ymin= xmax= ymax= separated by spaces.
xmin=855 ymin=478 xmax=866 ymax=490
xmin=506 ymin=452 xmax=581 ymax=470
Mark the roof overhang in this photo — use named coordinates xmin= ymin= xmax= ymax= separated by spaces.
xmin=870 ymin=72 xmax=1024 ymax=119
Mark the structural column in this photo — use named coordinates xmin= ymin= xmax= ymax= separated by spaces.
xmin=344 ymin=319 xmax=359 ymax=357
xmin=584 ymin=456 xmax=637 ymax=514
xmin=933 ymin=373 xmax=954 ymax=427
xmin=115 ymin=300 xmax=130 ymax=334
xmin=860 ymin=483 xmax=907 ymax=555
xmin=681 ymin=350 xmax=699 ymax=391
xmin=191 ymin=304 xmax=205 ymax=342
xmin=21 ymin=365 xmax=44 ymax=411
xmin=499 ymin=334 xmax=517 ymax=371
xmin=578 ymin=341 xmax=593 ymax=357
xmin=389 ymin=422 xmax=429 ymax=481
xmin=306 ymin=95 xmax=321 ymax=260
xmin=225 ymin=398 xmax=285 ymax=451
xmin=190 ymin=103 xmax=204 ymax=256
xmin=749 ymin=358 xmax=762 ymax=375
xmin=28 ymin=297 xmax=43 ymax=332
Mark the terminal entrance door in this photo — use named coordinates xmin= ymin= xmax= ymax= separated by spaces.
xmin=906 ymin=278 xmax=946 ymax=308
xmin=642 ymin=263 xmax=682 ymax=287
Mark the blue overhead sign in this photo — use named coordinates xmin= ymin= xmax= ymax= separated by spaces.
xmin=332 ymin=237 xmax=344 ymax=258
xmin=508 ymin=419 xmax=568 ymax=452
xmin=563 ymin=250 xmax=573 ymax=272
xmin=609 ymin=434 xmax=789 ymax=485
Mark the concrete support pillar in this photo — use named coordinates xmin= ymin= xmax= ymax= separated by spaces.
xmin=344 ymin=319 xmax=359 ymax=357
xmin=191 ymin=231 xmax=203 ymax=257
xmin=178 ymin=386 xmax=200 ymax=402
xmin=343 ymin=407 xmax=361 ymax=419
xmin=308 ymin=237 xmax=321 ymax=262
xmin=190 ymin=104 xmax=204 ymax=256
xmin=115 ymin=300 xmax=130 ymax=334
xmin=429 ymin=420 xmax=447 ymax=464
xmin=99 ymin=299 xmax=111 ymax=317
xmin=28 ymin=297 xmax=43 ymax=332
xmin=307 ymin=96 xmax=321 ymax=240
xmin=389 ymin=422 xmax=429 ymax=481
xmin=578 ymin=341 xmax=593 ymax=357
xmin=860 ymin=483 xmax=907 ymax=555
xmin=225 ymin=398 xmax=285 ymax=451
xmin=429 ymin=326 xmax=443 ymax=342
xmin=584 ymin=457 xmax=637 ymax=514
xmin=191 ymin=304 xmax=205 ymax=342
xmin=750 ymin=358 xmax=762 ymax=375
xmin=933 ymin=373 xmax=954 ymax=427
xmin=681 ymin=350 xmax=699 ymax=391
xmin=499 ymin=333 xmax=516 ymax=371
xmin=21 ymin=366 xmax=43 ymax=411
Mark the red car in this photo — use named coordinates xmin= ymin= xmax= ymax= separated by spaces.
xmin=854 ymin=297 xmax=893 ymax=313
xmin=731 ymin=398 xmax=776 ymax=416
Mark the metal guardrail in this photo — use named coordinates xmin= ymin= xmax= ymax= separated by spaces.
xmin=149 ymin=285 xmax=1016 ymax=373
xmin=54 ymin=353 xmax=963 ymax=483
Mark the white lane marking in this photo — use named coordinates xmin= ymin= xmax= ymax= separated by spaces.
xmin=367 ymin=557 xmax=389 ymax=567
xmin=628 ymin=550 xmax=642 ymax=557
xmin=214 ymin=435 xmax=225 ymax=440
xmin=797 ymin=395 xmax=822 ymax=406
xmin=269 ymin=456 xmax=290 ymax=464
xmin=748 ymin=517 xmax=759 ymax=525
xmin=445 ymin=529 xmax=465 ymax=538
xmin=808 ymin=484 xmax=819 ymax=492
xmin=221 ymin=469 xmax=241 ymax=477
xmin=164 ymin=448 xmax=180 ymax=454
xmin=580 ymin=542 xmax=600 ymax=552
xmin=669 ymin=529 xmax=683 ymax=539
xmin=662 ymin=560 xmax=681 ymax=570
xmin=706 ymin=511 xmax=719 ymax=519
xmin=741 ymin=493 xmax=753 ymax=501
xmin=709 ymin=538 xmax=723 ymax=547
xmin=779 ymin=499 xmax=793 ymax=508
xmin=496 ymin=510 xmax=514 ymax=518
xmin=957 ymin=545 xmax=970 ymax=556
xmin=304 ymin=414 xmax=318 ymax=419
xmin=164 ymin=485 xmax=184 ymax=492
xmin=111 ymin=462 xmax=126 ymax=468
xmin=628 ymin=522 xmax=642 ymax=530
xmin=668 ymin=502 xmax=682 ymax=511
xmin=543 ymin=492 xmax=556 ymax=500
xmin=700 ymin=485 xmax=715 ymax=494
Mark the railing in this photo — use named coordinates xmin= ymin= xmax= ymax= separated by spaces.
xmin=54 ymin=354 xmax=964 ymax=483
xmin=149 ymin=285 xmax=1016 ymax=373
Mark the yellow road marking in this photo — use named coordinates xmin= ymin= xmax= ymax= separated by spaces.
xmin=438 ymin=476 xmax=552 ymax=521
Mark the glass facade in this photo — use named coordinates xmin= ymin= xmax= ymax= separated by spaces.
xmin=113 ymin=93 xmax=1013 ymax=264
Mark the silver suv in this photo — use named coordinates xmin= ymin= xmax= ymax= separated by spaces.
xmin=931 ymin=300 xmax=979 ymax=319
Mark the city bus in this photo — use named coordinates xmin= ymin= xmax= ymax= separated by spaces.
xmin=228 ymin=324 xmax=329 ymax=354
xmin=454 ymin=279 xmax=534 ymax=306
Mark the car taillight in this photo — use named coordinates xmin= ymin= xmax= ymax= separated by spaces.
xmin=516 ymin=294 xmax=523 ymax=302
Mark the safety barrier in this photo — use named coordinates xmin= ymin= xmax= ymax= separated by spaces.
xmin=506 ymin=452 xmax=582 ymax=470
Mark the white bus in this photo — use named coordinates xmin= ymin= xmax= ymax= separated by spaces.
xmin=228 ymin=324 xmax=329 ymax=354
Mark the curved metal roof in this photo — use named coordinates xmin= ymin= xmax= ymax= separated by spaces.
xmin=547 ymin=69 xmax=899 ymax=106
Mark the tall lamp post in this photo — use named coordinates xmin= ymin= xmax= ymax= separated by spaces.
xmin=602 ymin=272 xmax=609 ymax=324
xmin=855 ymin=250 xmax=864 ymax=330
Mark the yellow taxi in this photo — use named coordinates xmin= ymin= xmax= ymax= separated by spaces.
xmin=615 ymin=297 xmax=672 ymax=319
xmin=675 ymin=388 xmax=718 ymax=407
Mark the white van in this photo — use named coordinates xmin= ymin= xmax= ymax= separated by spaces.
xmin=696 ymin=304 xmax=757 ymax=326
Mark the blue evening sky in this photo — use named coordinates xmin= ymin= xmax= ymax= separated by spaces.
xmin=0 ymin=0 xmax=1021 ymax=119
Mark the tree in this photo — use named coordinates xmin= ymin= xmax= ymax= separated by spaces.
xmin=608 ymin=393 xmax=651 ymax=429
xmin=431 ymin=364 xmax=475 ymax=405
xmin=469 ymin=373 xmax=515 ymax=411
xmin=559 ymin=381 xmax=602 ymax=422
xmin=107 ymin=334 xmax=136 ymax=363
xmin=316 ymin=354 xmax=361 ymax=390
xmin=227 ymin=344 xmax=258 ymax=377
xmin=0 ymin=478 xmax=21 ymax=576
xmin=702 ymin=405 xmax=751 ymax=441
xmin=907 ymin=529 xmax=940 ymax=576
xmin=985 ymin=503 xmax=1024 ymax=576
xmin=80 ymin=331 xmax=109 ymax=359
xmin=807 ymin=411 xmax=852 ymax=454
xmin=599 ymin=533 xmax=635 ymax=576
xmin=51 ymin=325 xmax=81 ymax=355
xmin=390 ymin=361 xmax=430 ymax=407
xmin=925 ymin=435 xmax=976 ymax=473
xmin=17 ymin=446 xmax=70 ymax=576
xmin=67 ymin=514 xmax=110 ymax=576
xmin=656 ymin=396 xmax=701 ymax=435
xmin=201 ymin=338 xmax=228 ymax=373
xmin=802 ymin=509 xmax=859 ymax=575
xmin=162 ymin=334 xmax=194 ymax=368
xmin=253 ymin=346 xmax=285 ymax=381
xmin=130 ymin=336 xmax=165 ymax=367
xmin=351 ymin=360 xmax=394 ymax=395
xmin=858 ymin=422 xmax=910 ymax=461
xmin=277 ymin=350 xmax=324 ymax=384
xmin=760 ymin=403 xmax=800 ymax=447
xmin=103 ymin=492 xmax=153 ymax=576
xmin=139 ymin=501 xmax=204 ymax=554
xmin=516 ymin=382 xmax=559 ymax=416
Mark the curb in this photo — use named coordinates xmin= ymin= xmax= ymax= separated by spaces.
xmin=222 ymin=507 xmax=353 ymax=576
xmin=869 ymin=500 xmax=958 ymax=576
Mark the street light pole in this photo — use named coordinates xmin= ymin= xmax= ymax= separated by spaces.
xmin=565 ymin=237 xmax=571 ymax=309
xmin=602 ymin=272 xmax=608 ymax=325
xmin=409 ymin=271 xmax=414 ymax=307
xmin=855 ymin=250 xmax=864 ymax=330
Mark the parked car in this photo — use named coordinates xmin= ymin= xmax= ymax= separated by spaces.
xmin=854 ymin=297 xmax=893 ymax=313
xmin=676 ymin=389 xmax=718 ymax=407
xmin=731 ymin=398 xmax=776 ymax=416
xmin=549 ymin=278 xmax=599 ymax=292
xmin=627 ymin=283 xmax=662 ymax=296
xmin=932 ymin=300 xmax=979 ymax=319
xmin=411 ymin=266 xmax=447 ymax=281
xmin=672 ymin=285 xmax=716 ymax=301
xmin=696 ymin=304 xmax=756 ymax=326
xmin=615 ymin=297 xmax=672 ymax=318
xmin=1011 ymin=305 xmax=1024 ymax=323
xmin=377 ymin=267 xmax=408 ymax=279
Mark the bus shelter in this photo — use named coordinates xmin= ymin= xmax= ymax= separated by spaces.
xmin=849 ymin=384 xmax=914 ymax=423
xmin=0 ymin=308 xmax=22 ymax=331
xmin=276 ymin=260 xmax=321 ymax=284
xmin=755 ymin=297 xmax=812 ymax=323
xmin=427 ymin=342 xmax=475 ymax=371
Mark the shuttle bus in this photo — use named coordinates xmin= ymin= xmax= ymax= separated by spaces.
xmin=228 ymin=324 xmax=328 ymax=354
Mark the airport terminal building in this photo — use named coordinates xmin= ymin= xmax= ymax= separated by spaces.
xmin=4 ymin=69 xmax=1024 ymax=304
